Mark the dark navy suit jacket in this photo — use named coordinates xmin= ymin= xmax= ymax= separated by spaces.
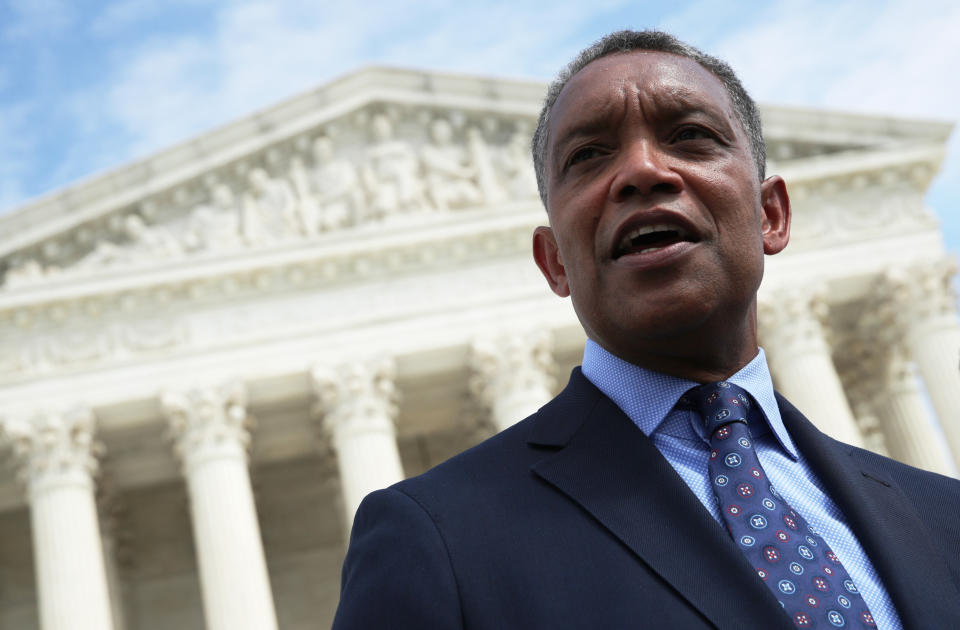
xmin=333 ymin=369 xmax=960 ymax=629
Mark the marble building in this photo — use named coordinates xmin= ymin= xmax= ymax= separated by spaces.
xmin=0 ymin=66 xmax=956 ymax=629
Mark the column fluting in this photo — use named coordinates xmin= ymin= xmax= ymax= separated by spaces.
xmin=162 ymin=383 xmax=278 ymax=630
xmin=878 ymin=260 xmax=960 ymax=463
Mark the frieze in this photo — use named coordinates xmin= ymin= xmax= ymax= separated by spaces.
xmin=785 ymin=166 xmax=938 ymax=251
xmin=0 ymin=211 xmax=537 ymax=330
xmin=0 ymin=247 xmax=546 ymax=381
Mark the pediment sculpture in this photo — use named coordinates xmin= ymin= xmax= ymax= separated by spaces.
xmin=1 ymin=106 xmax=541 ymax=290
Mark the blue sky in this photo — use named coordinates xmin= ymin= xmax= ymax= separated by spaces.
xmin=1 ymin=0 xmax=957 ymax=258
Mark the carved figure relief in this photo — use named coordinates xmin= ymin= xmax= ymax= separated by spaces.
xmin=288 ymin=155 xmax=322 ymax=237
xmin=502 ymin=126 xmax=539 ymax=198
xmin=466 ymin=126 xmax=506 ymax=204
xmin=421 ymin=118 xmax=481 ymax=211
xmin=75 ymin=214 xmax=184 ymax=271
xmin=185 ymin=184 xmax=244 ymax=253
xmin=1 ymin=106 xmax=548 ymax=289
xmin=241 ymin=168 xmax=303 ymax=245
xmin=4 ymin=257 xmax=48 ymax=289
xmin=307 ymin=136 xmax=365 ymax=229
xmin=362 ymin=113 xmax=429 ymax=218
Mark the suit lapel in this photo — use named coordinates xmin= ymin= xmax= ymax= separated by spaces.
xmin=528 ymin=371 xmax=794 ymax=630
xmin=779 ymin=394 xmax=960 ymax=627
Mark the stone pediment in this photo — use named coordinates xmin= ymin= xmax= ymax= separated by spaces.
xmin=0 ymin=66 xmax=953 ymax=292
xmin=0 ymin=67 xmax=549 ymax=291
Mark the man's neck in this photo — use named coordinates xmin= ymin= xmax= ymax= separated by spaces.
xmin=591 ymin=328 xmax=761 ymax=383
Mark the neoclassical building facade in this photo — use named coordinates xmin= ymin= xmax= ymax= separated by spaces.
xmin=0 ymin=67 xmax=956 ymax=629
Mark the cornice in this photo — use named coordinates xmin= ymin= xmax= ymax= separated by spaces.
xmin=0 ymin=203 xmax=542 ymax=327
xmin=776 ymin=141 xmax=947 ymax=192
xmin=761 ymin=105 xmax=953 ymax=147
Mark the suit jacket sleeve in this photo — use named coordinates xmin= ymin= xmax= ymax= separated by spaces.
xmin=332 ymin=487 xmax=463 ymax=629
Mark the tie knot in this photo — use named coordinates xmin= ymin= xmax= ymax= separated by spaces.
xmin=681 ymin=381 xmax=752 ymax=433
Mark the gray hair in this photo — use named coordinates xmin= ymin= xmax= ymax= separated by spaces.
xmin=531 ymin=30 xmax=766 ymax=208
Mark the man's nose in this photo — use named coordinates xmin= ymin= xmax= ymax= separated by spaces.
xmin=609 ymin=140 xmax=683 ymax=202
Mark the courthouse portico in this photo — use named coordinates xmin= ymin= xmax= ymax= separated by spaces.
xmin=0 ymin=67 xmax=956 ymax=629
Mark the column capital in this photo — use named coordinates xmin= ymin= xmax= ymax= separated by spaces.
xmin=469 ymin=329 xmax=554 ymax=408
xmin=1 ymin=407 xmax=102 ymax=493
xmin=876 ymin=258 xmax=959 ymax=326
xmin=833 ymin=336 xmax=892 ymax=454
xmin=161 ymin=382 xmax=251 ymax=470
xmin=310 ymin=357 xmax=397 ymax=443
xmin=758 ymin=285 xmax=830 ymax=355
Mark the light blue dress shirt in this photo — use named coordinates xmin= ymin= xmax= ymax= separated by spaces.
xmin=581 ymin=339 xmax=903 ymax=630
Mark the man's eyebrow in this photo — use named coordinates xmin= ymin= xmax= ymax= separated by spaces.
xmin=656 ymin=89 xmax=733 ymax=124
xmin=550 ymin=115 xmax=614 ymax=155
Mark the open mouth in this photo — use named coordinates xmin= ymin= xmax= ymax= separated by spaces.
xmin=613 ymin=223 xmax=695 ymax=259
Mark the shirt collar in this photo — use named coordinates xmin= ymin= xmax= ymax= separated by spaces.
xmin=581 ymin=339 xmax=798 ymax=460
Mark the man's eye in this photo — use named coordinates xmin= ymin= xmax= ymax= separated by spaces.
xmin=674 ymin=127 xmax=714 ymax=142
xmin=567 ymin=146 xmax=602 ymax=167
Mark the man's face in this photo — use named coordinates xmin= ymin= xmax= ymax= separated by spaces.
xmin=533 ymin=51 xmax=790 ymax=374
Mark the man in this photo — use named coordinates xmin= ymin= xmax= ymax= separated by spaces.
xmin=333 ymin=30 xmax=960 ymax=629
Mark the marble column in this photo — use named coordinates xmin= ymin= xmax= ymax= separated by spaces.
xmin=162 ymin=384 xmax=278 ymax=630
xmin=1 ymin=408 xmax=115 ymax=630
xmin=470 ymin=329 xmax=555 ymax=432
xmin=96 ymin=477 xmax=130 ymax=630
xmin=874 ymin=350 xmax=957 ymax=475
xmin=879 ymin=260 xmax=960 ymax=463
xmin=311 ymin=358 xmax=404 ymax=530
xmin=759 ymin=289 xmax=863 ymax=446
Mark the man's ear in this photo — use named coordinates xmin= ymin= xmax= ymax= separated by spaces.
xmin=532 ymin=226 xmax=570 ymax=297
xmin=760 ymin=175 xmax=791 ymax=255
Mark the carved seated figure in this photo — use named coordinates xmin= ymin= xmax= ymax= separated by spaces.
xmin=241 ymin=168 xmax=301 ymax=245
xmin=306 ymin=137 xmax=365 ymax=230
xmin=503 ymin=125 xmax=540 ymax=198
xmin=3 ymin=257 xmax=46 ymax=289
xmin=362 ymin=114 xmax=428 ymax=219
xmin=75 ymin=214 xmax=183 ymax=271
xmin=289 ymin=155 xmax=322 ymax=237
xmin=186 ymin=184 xmax=244 ymax=253
xmin=420 ymin=118 xmax=481 ymax=212
xmin=466 ymin=126 xmax=506 ymax=204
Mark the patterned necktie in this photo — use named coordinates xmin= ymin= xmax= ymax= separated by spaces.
xmin=683 ymin=381 xmax=876 ymax=629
